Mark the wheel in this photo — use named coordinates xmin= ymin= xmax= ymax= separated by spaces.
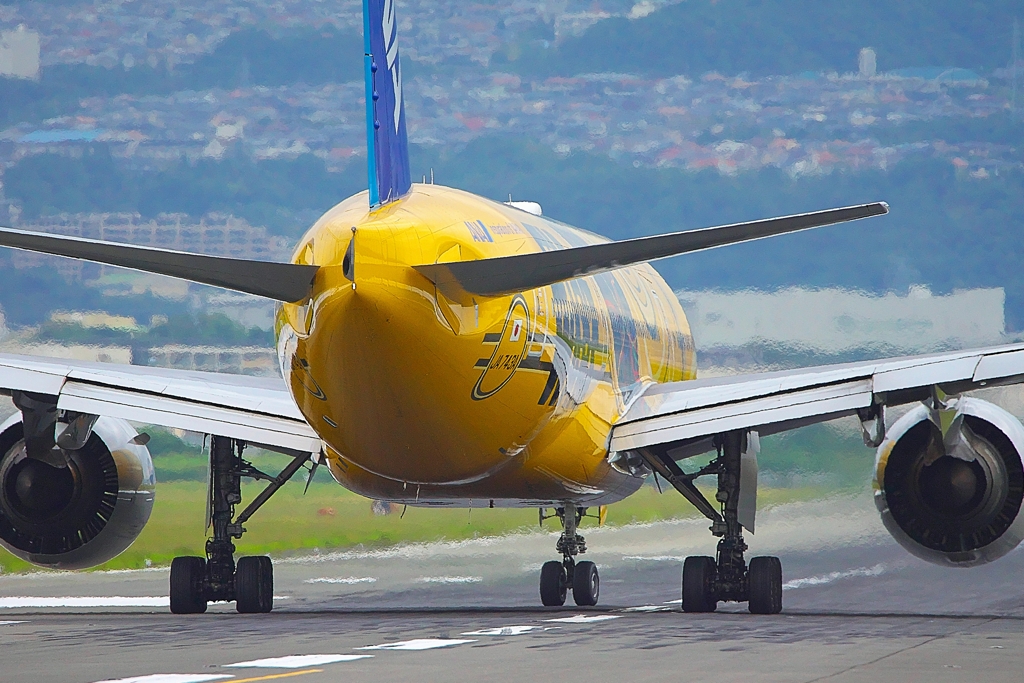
xmin=235 ymin=555 xmax=274 ymax=613
xmin=169 ymin=556 xmax=207 ymax=614
xmin=539 ymin=560 xmax=567 ymax=606
xmin=748 ymin=556 xmax=783 ymax=614
xmin=682 ymin=556 xmax=718 ymax=613
xmin=572 ymin=560 xmax=600 ymax=606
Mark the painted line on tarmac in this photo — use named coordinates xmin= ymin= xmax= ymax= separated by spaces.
xmin=357 ymin=638 xmax=476 ymax=651
xmin=414 ymin=576 xmax=482 ymax=584
xmin=0 ymin=597 xmax=169 ymax=608
xmin=622 ymin=605 xmax=675 ymax=612
xmin=461 ymin=625 xmax=551 ymax=636
xmin=226 ymin=655 xmax=371 ymax=668
xmin=230 ymin=670 xmax=324 ymax=682
xmin=92 ymin=675 xmax=233 ymax=683
xmin=0 ymin=620 xmax=26 ymax=624
xmin=545 ymin=614 xmax=620 ymax=624
xmin=0 ymin=596 xmax=290 ymax=609
xmin=783 ymin=563 xmax=890 ymax=590
xmin=304 ymin=577 xmax=377 ymax=584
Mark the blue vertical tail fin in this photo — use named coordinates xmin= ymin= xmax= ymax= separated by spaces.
xmin=364 ymin=0 xmax=412 ymax=206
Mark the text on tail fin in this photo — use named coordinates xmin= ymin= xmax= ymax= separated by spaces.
xmin=364 ymin=0 xmax=411 ymax=206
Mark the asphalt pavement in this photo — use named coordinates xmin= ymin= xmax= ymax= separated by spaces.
xmin=3 ymin=491 xmax=1024 ymax=682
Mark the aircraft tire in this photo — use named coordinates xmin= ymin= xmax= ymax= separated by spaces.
xmin=235 ymin=555 xmax=274 ymax=613
xmin=748 ymin=556 xmax=783 ymax=614
xmin=169 ymin=556 xmax=207 ymax=614
xmin=539 ymin=560 xmax=567 ymax=606
xmin=572 ymin=560 xmax=600 ymax=606
xmin=682 ymin=556 xmax=718 ymax=613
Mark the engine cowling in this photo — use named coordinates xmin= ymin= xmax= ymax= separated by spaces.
xmin=874 ymin=397 xmax=1024 ymax=567
xmin=0 ymin=414 xmax=155 ymax=569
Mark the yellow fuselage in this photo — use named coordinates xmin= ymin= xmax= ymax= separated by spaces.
xmin=276 ymin=185 xmax=697 ymax=507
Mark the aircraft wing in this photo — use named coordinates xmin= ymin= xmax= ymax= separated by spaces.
xmin=611 ymin=342 xmax=1024 ymax=456
xmin=0 ymin=353 xmax=319 ymax=454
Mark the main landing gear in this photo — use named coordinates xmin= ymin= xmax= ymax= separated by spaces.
xmin=539 ymin=504 xmax=599 ymax=607
xmin=169 ymin=435 xmax=312 ymax=614
xmin=643 ymin=430 xmax=783 ymax=614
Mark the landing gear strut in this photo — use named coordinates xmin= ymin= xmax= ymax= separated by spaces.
xmin=539 ymin=504 xmax=599 ymax=607
xmin=643 ymin=430 xmax=782 ymax=614
xmin=169 ymin=435 xmax=312 ymax=614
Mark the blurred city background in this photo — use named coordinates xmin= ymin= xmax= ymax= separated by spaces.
xmin=0 ymin=0 xmax=1022 ymax=570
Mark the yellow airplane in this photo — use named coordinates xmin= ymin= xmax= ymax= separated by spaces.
xmin=2 ymin=0 xmax=1024 ymax=618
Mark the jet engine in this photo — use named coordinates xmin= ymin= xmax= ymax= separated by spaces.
xmin=0 ymin=413 xmax=155 ymax=569
xmin=874 ymin=397 xmax=1024 ymax=567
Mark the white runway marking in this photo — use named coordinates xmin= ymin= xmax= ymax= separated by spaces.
xmin=0 ymin=597 xmax=169 ymax=608
xmin=304 ymin=577 xmax=377 ymax=584
xmin=0 ymin=620 xmax=26 ymax=624
xmin=357 ymin=638 xmax=476 ymax=651
xmin=225 ymin=654 xmax=372 ymax=668
xmin=545 ymin=614 xmax=620 ymax=624
xmin=461 ymin=625 xmax=546 ymax=636
xmin=783 ymin=563 xmax=889 ymax=590
xmin=415 ymin=576 xmax=482 ymax=584
xmin=622 ymin=605 xmax=674 ymax=612
xmin=92 ymin=675 xmax=232 ymax=683
xmin=622 ymin=555 xmax=685 ymax=562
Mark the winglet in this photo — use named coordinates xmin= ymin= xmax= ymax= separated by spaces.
xmin=415 ymin=202 xmax=888 ymax=298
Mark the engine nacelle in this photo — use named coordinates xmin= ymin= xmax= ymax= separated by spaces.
xmin=0 ymin=413 xmax=155 ymax=569
xmin=874 ymin=397 xmax=1024 ymax=567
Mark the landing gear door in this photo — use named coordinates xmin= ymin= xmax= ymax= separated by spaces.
xmin=738 ymin=431 xmax=759 ymax=533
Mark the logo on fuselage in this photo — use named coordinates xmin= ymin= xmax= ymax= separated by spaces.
xmin=472 ymin=295 xmax=531 ymax=400
xmin=466 ymin=220 xmax=494 ymax=243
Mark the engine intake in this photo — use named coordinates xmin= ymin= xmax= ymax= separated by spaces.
xmin=874 ymin=397 xmax=1024 ymax=567
xmin=0 ymin=414 xmax=155 ymax=569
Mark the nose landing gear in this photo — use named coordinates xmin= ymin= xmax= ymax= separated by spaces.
xmin=539 ymin=504 xmax=600 ymax=607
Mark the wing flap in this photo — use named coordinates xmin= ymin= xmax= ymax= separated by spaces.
xmin=611 ymin=342 xmax=1024 ymax=454
xmin=0 ymin=360 xmax=68 ymax=395
xmin=58 ymin=382 xmax=319 ymax=453
xmin=973 ymin=349 xmax=1024 ymax=383
xmin=0 ymin=353 xmax=318 ymax=453
xmin=414 ymin=202 xmax=888 ymax=298
xmin=0 ymin=226 xmax=318 ymax=303
xmin=612 ymin=380 xmax=872 ymax=450
xmin=872 ymin=355 xmax=982 ymax=394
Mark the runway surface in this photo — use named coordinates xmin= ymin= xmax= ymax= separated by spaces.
xmin=4 ymin=492 xmax=1024 ymax=682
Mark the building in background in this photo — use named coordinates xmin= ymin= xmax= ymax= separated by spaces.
xmin=677 ymin=286 xmax=1006 ymax=371
xmin=0 ymin=26 xmax=40 ymax=79
xmin=10 ymin=212 xmax=293 ymax=282
xmin=145 ymin=345 xmax=278 ymax=375
xmin=858 ymin=47 xmax=876 ymax=77
xmin=0 ymin=339 xmax=131 ymax=365
xmin=203 ymin=291 xmax=276 ymax=331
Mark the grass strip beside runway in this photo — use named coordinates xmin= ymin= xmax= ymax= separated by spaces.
xmin=0 ymin=479 xmax=840 ymax=574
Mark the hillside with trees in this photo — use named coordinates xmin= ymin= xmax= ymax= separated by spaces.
xmin=502 ymin=0 xmax=1021 ymax=77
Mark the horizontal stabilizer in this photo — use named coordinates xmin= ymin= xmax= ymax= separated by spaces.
xmin=0 ymin=226 xmax=318 ymax=303
xmin=414 ymin=202 xmax=888 ymax=298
